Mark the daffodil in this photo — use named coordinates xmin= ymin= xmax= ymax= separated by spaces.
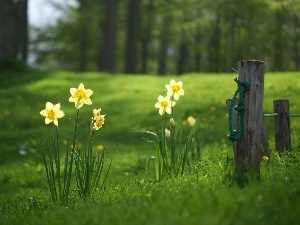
xmin=69 ymin=83 xmax=93 ymax=109
xmin=91 ymin=109 xmax=105 ymax=131
xmin=93 ymin=117 xmax=105 ymax=130
xmin=187 ymin=116 xmax=196 ymax=126
xmin=93 ymin=108 xmax=102 ymax=118
xmin=165 ymin=79 xmax=184 ymax=100
xmin=154 ymin=95 xmax=175 ymax=115
xmin=40 ymin=102 xmax=65 ymax=126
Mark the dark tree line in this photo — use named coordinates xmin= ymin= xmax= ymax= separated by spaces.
xmin=1 ymin=0 xmax=300 ymax=74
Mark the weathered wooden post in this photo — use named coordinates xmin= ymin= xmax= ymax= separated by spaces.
xmin=273 ymin=99 xmax=291 ymax=153
xmin=227 ymin=60 xmax=266 ymax=182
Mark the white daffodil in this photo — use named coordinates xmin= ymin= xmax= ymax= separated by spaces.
xmin=154 ymin=95 xmax=175 ymax=115
xmin=165 ymin=79 xmax=184 ymax=100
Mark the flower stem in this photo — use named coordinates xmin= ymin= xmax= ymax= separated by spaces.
xmin=171 ymin=94 xmax=174 ymax=119
xmin=87 ymin=131 xmax=95 ymax=197
xmin=160 ymin=112 xmax=170 ymax=177
xmin=54 ymin=126 xmax=62 ymax=201
xmin=65 ymin=109 xmax=80 ymax=204
xmin=170 ymin=94 xmax=176 ymax=173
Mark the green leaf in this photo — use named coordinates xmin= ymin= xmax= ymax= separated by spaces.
xmin=130 ymin=128 xmax=160 ymax=142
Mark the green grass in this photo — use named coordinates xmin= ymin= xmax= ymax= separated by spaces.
xmin=0 ymin=70 xmax=300 ymax=224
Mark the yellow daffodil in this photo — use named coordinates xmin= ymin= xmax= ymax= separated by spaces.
xmin=93 ymin=117 xmax=105 ymax=130
xmin=69 ymin=83 xmax=93 ymax=109
xmin=92 ymin=109 xmax=105 ymax=131
xmin=154 ymin=95 xmax=175 ymax=115
xmin=187 ymin=116 xmax=196 ymax=126
xmin=165 ymin=79 xmax=184 ymax=100
xmin=40 ymin=102 xmax=65 ymax=126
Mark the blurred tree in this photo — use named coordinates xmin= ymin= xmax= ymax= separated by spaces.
xmin=0 ymin=0 xmax=28 ymax=66
xmin=140 ymin=0 xmax=154 ymax=74
xmin=291 ymin=0 xmax=300 ymax=70
xmin=124 ymin=0 xmax=140 ymax=74
xmin=16 ymin=0 xmax=28 ymax=63
xmin=204 ymin=0 xmax=272 ymax=71
xmin=177 ymin=32 xmax=190 ymax=75
xmin=175 ymin=2 xmax=191 ymax=75
xmin=269 ymin=0 xmax=300 ymax=71
xmin=293 ymin=15 xmax=300 ymax=70
xmin=99 ymin=0 xmax=118 ymax=73
xmin=31 ymin=1 xmax=102 ymax=70
xmin=271 ymin=4 xmax=287 ymax=71
xmin=78 ymin=0 xmax=90 ymax=72
xmin=207 ymin=13 xmax=222 ymax=72
xmin=0 ymin=0 xmax=16 ymax=64
xmin=193 ymin=25 xmax=202 ymax=72
xmin=30 ymin=0 xmax=300 ymax=73
xmin=157 ymin=0 xmax=172 ymax=75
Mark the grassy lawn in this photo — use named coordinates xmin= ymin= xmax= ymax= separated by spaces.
xmin=0 ymin=70 xmax=300 ymax=224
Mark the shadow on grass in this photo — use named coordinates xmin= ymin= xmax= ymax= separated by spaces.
xmin=0 ymin=69 xmax=52 ymax=88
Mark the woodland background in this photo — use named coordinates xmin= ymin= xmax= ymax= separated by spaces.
xmin=1 ymin=0 xmax=300 ymax=74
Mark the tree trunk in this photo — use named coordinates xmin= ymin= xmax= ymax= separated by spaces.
xmin=272 ymin=10 xmax=285 ymax=71
xmin=0 ymin=0 xmax=17 ymax=64
xmin=124 ymin=0 xmax=140 ymax=74
xmin=208 ymin=14 xmax=221 ymax=72
xmin=177 ymin=33 xmax=189 ymax=75
xmin=99 ymin=0 xmax=117 ymax=73
xmin=194 ymin=26 xmax=201 ymax=72
xmin=140 ymin=0 xmax=153 ymax=74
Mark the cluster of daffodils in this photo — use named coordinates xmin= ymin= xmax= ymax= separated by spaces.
xmin=132 ymin=78 xmax=199 ymax=181
xmin=40 ymin=83 xmax=105 ymax=129
xmin=39 ymin=83 xmax=107 ymax=203
xmin=155 ymin=79 xmax=184 ymax=115
xmin=92 ymin=109 xmax=106 ymax=131
xmin=155 ymin=79 xmax=184 ymax=137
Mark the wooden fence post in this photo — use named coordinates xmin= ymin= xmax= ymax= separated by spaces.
xmin=235 ymin=60 xmax=266 ymax=181
xmin=226 ymin=99 xmax=269 ymax=172
xmin=273 ymin=99 xmax=291 ymax=153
